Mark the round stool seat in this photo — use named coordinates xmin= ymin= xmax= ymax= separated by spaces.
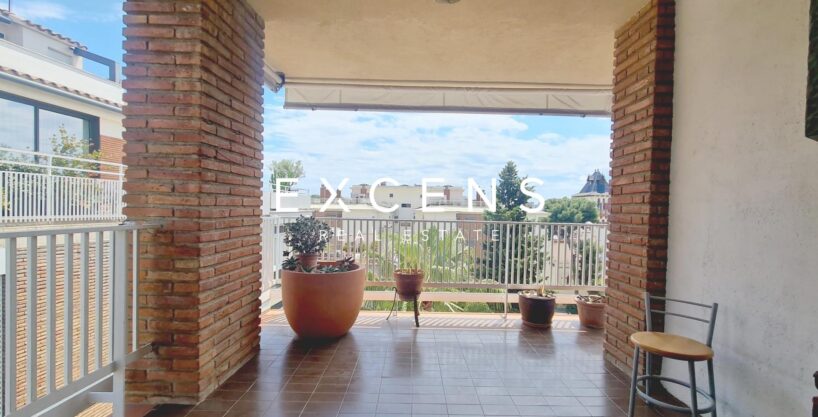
xmin=630 ymin=331 xmax=714 ymax=361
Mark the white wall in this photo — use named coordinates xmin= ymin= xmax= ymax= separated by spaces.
xmin=0 ymin=41 xmax=121 ymax=106
xmin=665 ymin=1 xmax=818 ymax=416
xmin=0 ymin=77 xmax=123 ymax=139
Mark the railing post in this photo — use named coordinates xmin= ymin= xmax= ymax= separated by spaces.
xmin=503 ymin=223 xmax=510 ymax=319
xmin=112 ymin=230 xmax=128 ymax=417
xmin=46 ymin=155 xmax=54 ymax=221
xmin=118 ymin=164 xmax=125 ymax=220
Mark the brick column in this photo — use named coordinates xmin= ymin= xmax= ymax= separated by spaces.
xmin=122 ymin=0 xmax=265 ymax=403
xmin=605 ymin=0 xmax=675 ymax=375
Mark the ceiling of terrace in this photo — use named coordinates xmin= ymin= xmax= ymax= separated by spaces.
xmin=248 ymin=0 xmax=647 ymax=115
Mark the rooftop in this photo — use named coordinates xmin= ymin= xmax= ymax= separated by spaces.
xmin=576 ymin=171 xmax=610 ymax=195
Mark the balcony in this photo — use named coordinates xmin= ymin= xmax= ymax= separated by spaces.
xmin=142 ymin=309 xmax=676 ymax=417
xmin=0 ymin=217 xmax=609 ymax=417
xmin=0 ymin=0 xmax=811 ymax=416
xmin=0 ymin=147 xmax=125 ymax=225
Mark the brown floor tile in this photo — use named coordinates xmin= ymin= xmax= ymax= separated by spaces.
xmin=152 ymin=312 xmax=709 ymax=417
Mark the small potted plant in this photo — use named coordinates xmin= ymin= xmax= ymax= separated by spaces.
xmin=519 ymin=289 xmax=556 ymax=329
xmin=280 ymin=217 xmax=366 ymax=339
xmin=394 ymin=257 xmax=424 ymax=302
xmin=575 ymin=294 xmax=606 ymax=329
xmin=283 ymin=215 xmax=333 ymax=268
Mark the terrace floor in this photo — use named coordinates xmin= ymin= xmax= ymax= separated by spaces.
xmin=145 ymin=310 xmax=685 ymax=417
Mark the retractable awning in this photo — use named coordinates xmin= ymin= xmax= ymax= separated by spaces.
xmin=250 ymin=0 xmax=646 ymax=116
xmin=283 ymin=82 xmax=612 ymax=116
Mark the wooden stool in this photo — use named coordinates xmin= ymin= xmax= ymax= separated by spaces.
xmin=628 ymin=293 xmax=719 ymax=417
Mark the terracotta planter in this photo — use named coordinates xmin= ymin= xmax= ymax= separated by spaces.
xmin=282 ymin=263 xmax=366 ymax=338
xmin=576 ymin=297 xmax=605 ymax=329
xmin=519 ymin=291 xmax=556 ymax=329
xmin=296 ymin=253 xmax=319 ymax=269
xmin=394 ymin=269 xmax=424 ymax=301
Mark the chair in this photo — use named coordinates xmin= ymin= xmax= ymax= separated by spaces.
xmin=628 ymin=293 xmax=719 ymax=417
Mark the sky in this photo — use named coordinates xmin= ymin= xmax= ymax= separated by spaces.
xmin=8 ymin=0 xmax=613 ymax=199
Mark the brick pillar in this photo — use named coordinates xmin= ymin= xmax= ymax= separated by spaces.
xmin=605 ymin=0 xmax=675 ymax=375
xmin=122 ymin=0 xmax=265 ymax=403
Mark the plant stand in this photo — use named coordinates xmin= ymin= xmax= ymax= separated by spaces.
xmin=385 ymin=287 xmax=420 ymax=327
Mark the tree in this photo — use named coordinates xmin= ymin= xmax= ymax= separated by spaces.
xmin=485 ymin=161 xmax=529 ymax=222
xmin=479 ymin=161 xmax=545 ymax=284
xmin=269 ymin=159 xmax=305 ymax=191
xmin=544 ymin=198 xmax=599 ymax=224
xmin=572 ymin=238 xmax=605 ymax=286
xmin=0 ymin=126 xmax=100 ymax=175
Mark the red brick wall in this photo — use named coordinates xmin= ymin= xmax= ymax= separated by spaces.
xmin=99 ymin=136 xmax=124 ymax=165
xmin=606 ymin=0 xmax=675 ymax=375
xmin=122 ymin=0 xmax=265 ymax=404
xmin=9 ymin=241 xmax=111 ymax=410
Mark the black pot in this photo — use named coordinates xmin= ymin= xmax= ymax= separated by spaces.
xmin=519 ymin=292 xmax=556 ymax=329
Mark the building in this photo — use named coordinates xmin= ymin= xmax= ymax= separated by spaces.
xmin=0 ymin=11 xmax=126 ymax=226
xmin=0 ymin=10 xmax=124 ymax=165
xmin=573 ymin=169 xmax=611 ymax=221
xmin=309 ymin=182 xmax=549 ymax=222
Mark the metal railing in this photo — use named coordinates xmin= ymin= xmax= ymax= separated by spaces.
xmin=261 ymin=215 xmax=607 ymax=308
xmin=0 ymin=223 xmax=153 ymax=417
xmin=0 ymin=147 xmax=125 ymax=224
xmin=309 ymin=196 xmax=486 ymax=208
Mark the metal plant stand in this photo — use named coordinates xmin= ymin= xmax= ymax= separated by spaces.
xmin=385 ymin=287 xmax=420 ymax=327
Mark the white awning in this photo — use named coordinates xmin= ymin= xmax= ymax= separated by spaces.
xmin=284 ymin=82 xmax=612 ymax=116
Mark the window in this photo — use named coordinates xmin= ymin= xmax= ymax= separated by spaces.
xmin=0 ymin=92 xmax=99 ymax=154
xmin=389 ymin=193 xmax=394 ymax=198
xmin=0 ymin=97 xmax=35 ymax=151
xmin=39 ymin=109 xmax=90 ymax=153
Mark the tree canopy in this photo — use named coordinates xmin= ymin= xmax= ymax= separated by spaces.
xmin=544 ymin=197 xmax=599 ymax=223
xmin=269 ymin=159 xmax=305 ymax=190
xmin=484 ymin=161 xmax=531 ymax=222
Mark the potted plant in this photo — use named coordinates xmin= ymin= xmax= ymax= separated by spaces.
xmin=519 ymin=289 xmax=556 ymax=329
xmin=575 ymin=294 xmax=606 ymax=329
xmin=394 ymin=257 xmax=424 ymax=302
xmin=280 ymin=217 xmax=366 ymax=339
xmin=282 ymin=215 xmax=333 ymax=268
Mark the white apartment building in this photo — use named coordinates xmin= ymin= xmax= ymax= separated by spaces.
xmin=0 ymin=10 xmax=124 ymax=165
xmin=0 ymin=11 xmax=126 ymax=226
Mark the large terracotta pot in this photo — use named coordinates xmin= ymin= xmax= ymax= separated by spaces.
xmin=576 ymin=297 xmax=605 ymax=329
xmin=282 ymin=263 xmax=366 ymax=338
xmin=394 ymin=269 xmax=424 ymax=301
xmin=519 ymin=291 xmax=556 ymax=329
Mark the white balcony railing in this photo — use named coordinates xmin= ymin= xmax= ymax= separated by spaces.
xmin=261 ymin=215 xmax=608 ymax=309
xmin=0 ymin=147 xmax=125 ymax=225
xmin=0 ymin=223 xmax=153 ymax=417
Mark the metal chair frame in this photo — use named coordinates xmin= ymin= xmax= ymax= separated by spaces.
xmin=628 ymin=293 xmax=719 ymax=417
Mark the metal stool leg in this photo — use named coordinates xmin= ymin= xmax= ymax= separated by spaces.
xmin=645 ymin=351 xmax=652 ymax=398
xmin=386 ymin=287 xmax=398 ymax=321
xmin=688 ymin=361 xmax=699 ymax=417
xmin=707 ymin=359 xmax=717 ymax=416
xmin=628 ymin=346 xmax=640 ymax=417
xmin=413 ymin=295 xmax=420 ymax=327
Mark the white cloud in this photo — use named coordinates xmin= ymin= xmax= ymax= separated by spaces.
xmin=263 ymin=105 xmax=610 ymax=199
xmin=12 ymin=1 xmax=69 ymax=20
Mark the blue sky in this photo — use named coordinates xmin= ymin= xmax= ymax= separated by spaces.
xmin=10 ymin=0 xmax=613 ymax=198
